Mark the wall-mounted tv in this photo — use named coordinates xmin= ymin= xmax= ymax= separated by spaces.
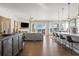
xmin=21 ymin=22 xmax=29 ymax=28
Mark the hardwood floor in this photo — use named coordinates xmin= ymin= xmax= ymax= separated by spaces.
xmin=19 ymin=36 xmax=79 ymax=56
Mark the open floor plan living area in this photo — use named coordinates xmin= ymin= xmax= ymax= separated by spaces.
xmin=0 ymin=3 xmax=79 ymax=56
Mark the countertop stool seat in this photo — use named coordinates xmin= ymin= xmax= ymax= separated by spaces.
xmin=60 ymin=34 xmax=66 ymax=48
xmin=53 ymin=33 xmax=56 ymax=40
xmin=55 ymin=33 xmax=60 ymax=44
xmin=67 ymin=36 xmax=79 ymax=54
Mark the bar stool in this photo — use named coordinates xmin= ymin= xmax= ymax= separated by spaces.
xmin=66 ymin=36 xmax=79 ymax=54
xmin=53 ymin=33 xmax=55 ymax=37
xmin=55 ymin=33 xmax=60 ymax=44
xmin=53 ymin=33 xmax=57 ymax=42
xmin=60 ymin=34 xmax=66 ymax=48
xmin=53 ymin=33 xmax=56 ymax=39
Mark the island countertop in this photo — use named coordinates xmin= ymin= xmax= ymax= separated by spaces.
xmin=56 ymin=32 xmax=79 ymax=37
xmin=54 ymin=32 xmax=79 ymax=54
xmin=0 ymin=33 xmax=22 ymax=41
xmin=0 ymin=32 xmax=23 ymax=56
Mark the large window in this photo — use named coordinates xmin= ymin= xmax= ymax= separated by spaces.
xmin=50 ymin=23 xmax=67 ymax=32
xmin=33 ymin=22 xmax=67 ymax=33
xmin=49 ymin=24 xmax=59 ymax=32
xmin=34 ymin=23 xmax=46 ymax=33
xmin=76 ymin=19 xmax=79 ymax=33
xmin=59 ymin=24 xmax=64 ymax=31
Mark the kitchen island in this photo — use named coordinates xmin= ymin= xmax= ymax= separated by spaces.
xmin=55 ymin=32 xmax=79 ymax=53
xmin=0 ymin=33 xmax=23 ymax=56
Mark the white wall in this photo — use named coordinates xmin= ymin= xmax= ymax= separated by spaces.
xmin=0 ymin=3 xmax=78 ymax=33
xmin=0 ymin=3 xmax=78 ymax=21
xmin=76 ymin=19 xmax=79 ymax=33
xmin=0 ymin=6 xmax=30 ymax=33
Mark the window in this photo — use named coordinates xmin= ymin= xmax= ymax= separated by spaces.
xmin=34 ymin=23 xmax=46 ymax=33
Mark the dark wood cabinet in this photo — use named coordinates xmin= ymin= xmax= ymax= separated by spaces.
xmin=3 ymin=37 xmax=12 ymax=56
xmin=0 ymin=33 xmax=23 ymax=56
xmin=0 ymin=41 xmax=1 ymax=56
xmin=12 ymin=35 xmax=19 ymax=56
xmin=18 ymin=34 xmax=23 ymax=50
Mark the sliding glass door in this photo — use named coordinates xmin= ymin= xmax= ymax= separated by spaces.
xmin=33 ymin=23 xmax=46 ymax=34
xmin=31 ymin=22 xmax=66 ymax=35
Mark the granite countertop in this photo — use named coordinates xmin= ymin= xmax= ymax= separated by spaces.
xmin=0 ymin=33 xmax=21 ymax=41
xmin=56 ymin=32 xmax=79 ymax=37
xmin=0 ymin=35 xmax=13 ymax=41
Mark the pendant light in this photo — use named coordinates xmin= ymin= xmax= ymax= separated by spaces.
xmin=67 ymin=3 xmax=71 ymax=33
xmin=62 ymin=8 xmax=64 ymax=20
xmin=68 ymin=3 xmax=70 ymax=20
xmin=58 ymin=8 xmax=59 ymax=20
xmin=77 ymin=4 xmax=79 ymax=18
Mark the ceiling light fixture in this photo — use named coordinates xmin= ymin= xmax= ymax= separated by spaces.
xmin=67 ymin=3 xmax=71 ymax=33
xmin=58 ymin=8 xmax=59 ymax=20
xmin=68 ymin=3 xmax=71 ymax=20
xmin=77 ymin=4 xmax=79 ymax=18
xmin=62 ymin=8 xmax=64 ymax=20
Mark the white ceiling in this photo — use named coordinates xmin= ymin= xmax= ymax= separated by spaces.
xmin=0 ymin=3 xmax=78 ymax=20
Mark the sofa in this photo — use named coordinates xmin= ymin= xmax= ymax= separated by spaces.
xmin=24 ymin=33 xmax=43 ymax=40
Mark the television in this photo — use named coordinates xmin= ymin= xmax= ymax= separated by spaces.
xmin=21 ymin=22 xmax=29 ymax=28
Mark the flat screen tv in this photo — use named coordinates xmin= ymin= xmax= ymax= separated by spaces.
xmin=21 ymin=22 xmax=29 ymax=28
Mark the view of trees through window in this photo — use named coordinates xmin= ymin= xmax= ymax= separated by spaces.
xmin=33 ymin=23 xmax=64 ymax=33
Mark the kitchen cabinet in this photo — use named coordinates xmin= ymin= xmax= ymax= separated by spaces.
xmin=18 ymin=34 xmax=23 ymax=51
xmin=0 ymin=41 xmax=2 ymax=56
xmin=12 ymin=35 xmax=19 ymax=56
xmin=3 ymin=37 xmax=12 ymax=56
xmin=0 ymin=33 xmax=23 ymax=56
